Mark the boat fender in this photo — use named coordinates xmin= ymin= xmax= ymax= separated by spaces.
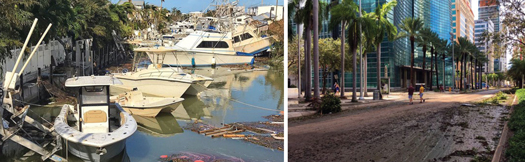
xmin=250 ymin=57 xmax=255 ymax=65
xmin=122 ymin=68 xmax=128 ymax=73
xmin=211 ymin=57 xmax=216 ymax=67
xmin=191 ymin=58 xmax=196 ymax=67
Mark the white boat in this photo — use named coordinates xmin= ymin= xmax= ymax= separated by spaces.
xmin=151 ymin=31 xmax=254 ymax=66
xmin=114 ymin=90 xmax=184 ymax=117
xmin=117 ymin=47 xmax=213 ymax=96
xmin=54 ymin=76 xmax=137 ymax=162
xmin=232 ymin=25 xmax=272 ymax=56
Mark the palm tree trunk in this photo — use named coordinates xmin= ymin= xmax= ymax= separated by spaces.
xmin=422 ymin=45 xmax=426 ymax=88
xmin=456 ymin=57 xmax=460 ymax=89
xmin=460 ymin=53 xmax=464 ymax=90
xmin=298 ymin=28 xmax=301 ymax=98
xmin=313 ymin=0 xmax=320 ymax=99
xmin=340 ymin=22 xmax=346 ymax=98
xmin=430 ymin=47 xmax=434 ymax=90
xmin=376 ymin=41 xmax=382 ymax=99
xmin=435 ymin=51 xmax=439 ymax=91
xmin=410 ymin=36 xmax=415 ymax=86
xmin=305 ymin=25 xmax=312 ymax=101
xmin=352 ymin=41 xmax=358 ymax=102
xmin=364 ymin=54 xmax=369 ymax=97
xmin=322 ymin=68 xmax=327 ymax=94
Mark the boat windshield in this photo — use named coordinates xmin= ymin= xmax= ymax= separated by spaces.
xmin=81 ymin=86 xmax=108 ymax=105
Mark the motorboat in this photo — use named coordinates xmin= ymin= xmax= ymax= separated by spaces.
xmin=232 ymin=25 xmax=271 ymax=56
xmin=152 ymin=31 xmax=255 ymax=66
xmin=113 ymin=90 xmax=184 ymax=117
xmin=111 ymin=47 xmax=213 ymax=97
xmin=54 ymin=76 xmax=137 ymax=161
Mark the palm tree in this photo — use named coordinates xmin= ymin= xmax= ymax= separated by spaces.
xmin=434 ymin=38 xmax=447 ymax=90
xmin=293 ymin=0 xmax=328 ymax=101
xmin=359 ymin=12 xmax=377 ymax=97
xmin=417 ymin=28 xmax=435 ymax=88
xmin=370 ymin=0 xmax=397 ymax=99
xmin=397 ymin=17 xmax=424 ymax=86
xmin=330 ymin=0 xmax=373 ymax=102
xmin=456 ymin=37 xmax=476 ymax=90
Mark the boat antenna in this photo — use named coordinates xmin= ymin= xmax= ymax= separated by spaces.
xmin=4 ymin=18 xmax=38 ymax=90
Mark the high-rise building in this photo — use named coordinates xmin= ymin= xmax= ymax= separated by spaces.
xmin=474 ymin=19 xmax=494 ymax=73
xmin=452 ymin=0 xmax=475 ymax=42
xmin=478 ymin=0 xmax=500 ymax=32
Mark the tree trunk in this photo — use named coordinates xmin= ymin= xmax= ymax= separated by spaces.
xmin=364 ymin=54 xmax=369 ymax=97
xmin=313 ymin=0 xmax=320 ymax=99
xmin=435 ymin=50 xmax=439 ymax=91
xmin=352 ymin=40 xmax=358 ymax=102
xmin=460 ymin=53 xmax=464 ymax=90
xmin=340 ymin=22 xmax=346 ymax=98
xmin=430 ymin=47 xmax=434 ymax=90
xmin=305 ymin=24 xmax=312 ymax=101
xmin=422 ymin=45 xmax=426 ymax=88
xmin=297 ymin=27 xmax=301 ymax=98
xmin=456 ymin=57 xmax=460 ymax=89
xmin=410 ymin=36 xmax=415 ymax=86
xmin=376 ymin=39 xmax=382 ymax=100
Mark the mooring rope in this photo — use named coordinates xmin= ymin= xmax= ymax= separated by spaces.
xmin=229 ymin=98 xmax=280 ymax=112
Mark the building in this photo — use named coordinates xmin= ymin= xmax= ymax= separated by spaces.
xmin=452 ymin=0 xmax=475 ymax=42
xmin=117 ymin=0 xmax=145 ymax=10
xmin=478 ymin=0 xmax=500 ymax=32
xmin=474 ymin=19 xmax=494 ymax=73
xmin=247 ymin=5 xmax=284 ymax=20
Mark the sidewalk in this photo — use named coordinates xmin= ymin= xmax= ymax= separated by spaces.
xmin=287 ymin=88 xmax=500 ymax=119
xmin=288 ymin=88 xmax=407 ymax=119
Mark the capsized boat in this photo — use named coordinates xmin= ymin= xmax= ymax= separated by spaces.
xmin=54 ymin=76 xmax=137 ymax=161
xmin=114 ymin=90 xmax=184 ymax=117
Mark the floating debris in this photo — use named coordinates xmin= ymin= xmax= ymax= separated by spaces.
xmin=160 ymin=151 xmax=245 ymax=162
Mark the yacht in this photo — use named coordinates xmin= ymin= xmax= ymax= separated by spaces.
xmin=54 ymin=76 xmax=137 ymax=161
xmin=232 ymin=25 xmax=272 ymax=56
xmin=111 ymin=48 xmax=213 ymax=97
xmin=157 ymin=31 xmax=255 ymax=66
xmin=114 ymin=90 xmax=184 ymax=117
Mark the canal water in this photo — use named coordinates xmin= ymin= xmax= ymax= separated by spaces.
xmin=3 ymin=67 xmax=284 ymax=162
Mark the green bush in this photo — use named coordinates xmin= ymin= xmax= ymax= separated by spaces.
xmin=506 ymin=89 xmax=525 ymax=161
xmin=319 ymin=94 xmax=341 ymax=114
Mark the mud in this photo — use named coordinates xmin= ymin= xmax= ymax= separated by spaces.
xmin=289 ymin=90 xmax=509 ymax=162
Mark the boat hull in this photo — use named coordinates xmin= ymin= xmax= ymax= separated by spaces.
xmin=163 ymin=51 xmax=254 ymax=67
xmin=122 ymin=101 xmax=182 ymax=117
xmin=111 ymin=77 xmax=191 ymax=98
xmin=66 ymin=140 xmax=126 ymax=162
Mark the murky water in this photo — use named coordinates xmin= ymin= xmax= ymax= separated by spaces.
xmin=2 ymin=67 xmax=284 ymax=162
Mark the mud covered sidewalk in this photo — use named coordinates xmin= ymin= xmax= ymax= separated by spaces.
xmin=289 ymin=89 xmax=508 ymax=161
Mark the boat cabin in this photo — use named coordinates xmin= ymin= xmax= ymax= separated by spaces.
xmin=65 ymin=76 xmax=123 ymax=133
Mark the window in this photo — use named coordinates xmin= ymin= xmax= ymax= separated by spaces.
xmin=233 ymin=36 xmax=241 ymax=43
xmin=240 ymin=33 xmax=253 ymax=40
xmin=452 ymin=10 xmax=456 ymax=14
xmin=197 ymin=41 xmax=229 ymax=48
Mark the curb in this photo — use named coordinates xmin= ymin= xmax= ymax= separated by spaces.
xmin=492 ymin=94 xmax=518 ymax=162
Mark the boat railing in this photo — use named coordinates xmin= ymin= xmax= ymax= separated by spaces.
xmin=138 ymin=71 xmax=188 ymax=80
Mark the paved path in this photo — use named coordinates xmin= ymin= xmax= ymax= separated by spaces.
xmin=288 ymin=89 xmax=503 ymax=161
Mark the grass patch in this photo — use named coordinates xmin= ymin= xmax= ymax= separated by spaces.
xmin=505 ymin=89 xmax=525 ymax=161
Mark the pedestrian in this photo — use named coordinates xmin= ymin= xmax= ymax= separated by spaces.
xmin=407 ymin=84 xmax=415 ymax=105
xmin=334 ymin=82 xmax=340 ymax=94
xmin=419 ymin=85 xmax=426 ymax=103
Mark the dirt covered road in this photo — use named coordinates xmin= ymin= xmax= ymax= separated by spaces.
xmin=289 ymin=89 xmax=509 ymax=161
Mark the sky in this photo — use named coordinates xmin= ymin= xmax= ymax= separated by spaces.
xmin=111 ymin=0 xmax=284 ymax=13
xmin=472 ymin=0 xmax=479 ymax=20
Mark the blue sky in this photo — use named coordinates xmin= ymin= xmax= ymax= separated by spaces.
xmin=111 ymin=0 xmax=284 ymax=13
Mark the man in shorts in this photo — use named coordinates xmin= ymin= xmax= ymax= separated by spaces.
xmin=419 ymin=85 xmax=426 ymax=103
xmin=408 ymin=84 xmax=415 ymax=105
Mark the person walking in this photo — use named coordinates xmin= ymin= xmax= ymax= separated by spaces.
xmin=419 ymin=85 xmax=426 ymax=103
xmin=334 ymin=82 xmax=340 ymax=94
xmin=408 ymin=84 xmax=415 ymax=105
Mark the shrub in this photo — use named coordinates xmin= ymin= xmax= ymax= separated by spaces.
xmin=506 ymin=89 xmax=525 ymax=161
xmin=319 ymin=94 xmax=341 ymax=114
